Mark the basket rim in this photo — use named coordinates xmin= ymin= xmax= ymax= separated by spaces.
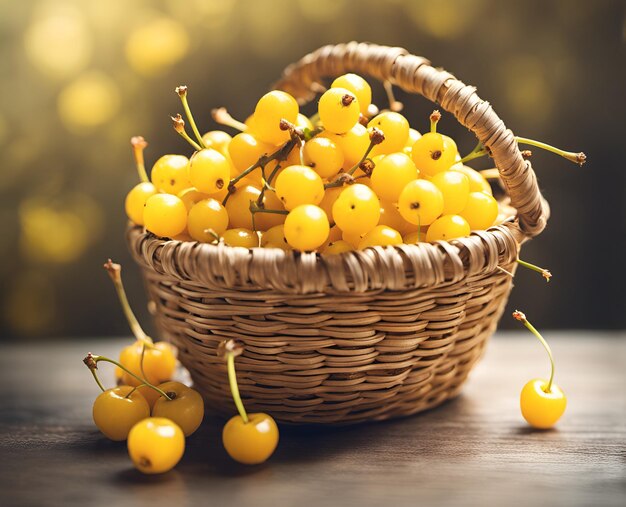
xmin=127 ymin=221 xmax=523 ymax=294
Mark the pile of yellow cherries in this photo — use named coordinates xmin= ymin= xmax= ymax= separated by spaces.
xmin=124 ymin=75 xmax=510 ymax=252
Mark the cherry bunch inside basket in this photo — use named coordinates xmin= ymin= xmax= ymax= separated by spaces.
xmin=127 ymin=42 xmax=549 ymax=424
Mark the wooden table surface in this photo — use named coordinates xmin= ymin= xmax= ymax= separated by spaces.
xmin=1 ymin=332 xmax=624 ymax=507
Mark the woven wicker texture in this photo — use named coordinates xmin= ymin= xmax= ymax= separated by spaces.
xmin=128 ymin=42 xmax=549 ymax=424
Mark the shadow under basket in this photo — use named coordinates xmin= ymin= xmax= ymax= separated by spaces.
xmin=127 ymin=42 xmax=549 ymax=425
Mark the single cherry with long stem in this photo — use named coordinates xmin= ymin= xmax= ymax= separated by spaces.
xmin=218 ymin=339 xmax=279 ymax=464
xmin=512 ymin=310 xmax=567 ymax=429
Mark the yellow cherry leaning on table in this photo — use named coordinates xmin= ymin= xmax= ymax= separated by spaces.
xmin=513 ymin=310 xmax=567 ymax=429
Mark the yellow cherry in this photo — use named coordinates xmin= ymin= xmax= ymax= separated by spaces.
xmin=426 ymin=214 xmax=471 ymax=242
xmin=92 ymin=386 xmax=150 ymax=441
xmin=222 ymin=413 xmax=279 ymax=465
xmin=152 ymin=381 xmax=204 ymax=437
xmin=125 ymin=182 xmax=157 ymax=226
xmin=127 ymin=417 xmax=185 ymax=474
xmin=520 ymin=379 xmax=567 ymax=429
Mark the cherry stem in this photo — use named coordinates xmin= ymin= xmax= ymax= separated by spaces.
xmin=103 ymin=260 xmax=153 ymax=347
xmin=203 ymin=228 xmax=221 ymax=242
xmin=130 ymin=137 xmax=149 ymax=183
xmin=92 ymin=355 xmax=173 ymax=401
xmin=496 ymin=265 xmax=515 ymax=277
xmin=257 ymin=162 xmax=281 ymax=207
xmin=89 ymin=368 xmax=106 ymax=392
xmin=176 ymin=86 xmax=206 ymax=148
xmin=250 ymin=202 xmax=288 ymax=216
xmin=324 ymin=138 xmax=379 ymax=190
xmin=383 ymin=81 xmax=403 ymax=112
xmin=211 ymin=107 xmax=248 ymax=132
xmin=517 ymin=258 xmax=552 ymax=282
xmin=430 ymin=110 xmax=441 ymax=134
xmin=227 ymin=353 xmax=249 ymax=424
xmin=515 ymin=137 xmax=586 ymax=166
xmin=458 ymin=141 xmax=485 ymax=164
xmin=125 ymin=383 xmax=148 ymax=399
xmin=512 ymin=311 xmax=555 ymax=392
xmin=171 ymin=114 xmax=202 ymax=151
xmin=223 ymin=137 xmax=299 ymax=206
xmin=459 ymin=138 xmax=586 ymax=166
xmin=348 ymin=139 xmax=377 ymax=176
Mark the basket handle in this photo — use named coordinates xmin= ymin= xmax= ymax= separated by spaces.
xmin=274 ymin=42 xmax=549 ymax=238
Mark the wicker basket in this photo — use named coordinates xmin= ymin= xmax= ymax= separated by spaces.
xmin=127 ymin=42 xmax=549 ymax=425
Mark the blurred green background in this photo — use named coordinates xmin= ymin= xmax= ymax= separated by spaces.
xmin=0 ymin=0 xmax=624 ymax=340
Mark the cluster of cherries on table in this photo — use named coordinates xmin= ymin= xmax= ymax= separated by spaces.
xmin=84 ymin=261 xmax=278 ymax=474
xmin=87 ymin=74 xmax=585 ymax=474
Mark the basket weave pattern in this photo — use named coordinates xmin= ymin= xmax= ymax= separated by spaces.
xmin=128 ymin=42 xmax=548 ymax=424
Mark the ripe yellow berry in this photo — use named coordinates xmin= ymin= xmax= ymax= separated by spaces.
xmin=370 ymin=152 xmax=419 ymax=202
xmin=284 ymin=205 xmax=329 ymax=251
xmin=321 ymin=123 xmax=369 ymax=168
xmin=450 ymin=164 xmax=493 ymax=195
xmin=150 ymin=155 xmax=191 ymax=195
xmin=397 ymin=179 xmax=444 ymax=226
xmin=460 ymin=191 xmax=499 ymax=230
xmin=368 ymin=112 xmax=410 ymax=156
xmin=202 ymin=130 xmax=232 ymax=156
xmin=520 ymin=379 xmax=567 ymax=429
xmin=222 ymin=228 xmax=259 ymax=248
xmin=253 ymin=90 xmax=299 ymax=145
xmin=332 ymin=184 xmax=380 ymax=235
xmin=378 ymin=199 xmax=415 ymax=235
xmin=228 ymin=132 xmax=273 ymax=185
xmin=187 ymin=198 xmax=229 ymax=242
xmin=177 ymin=187 xmax=210 ymax=211
xmin=125 ymin=182 xmax=157 ymax=225
xmin=411 ymin=133 xmax=458 ymax=177
xmin=303 ymin=137 xmax=344 ymax=179
xmin=127 ymin=418 xmax=185 ymax=474
xmin=430 ymin=170 xmax=470 ymax=214
xmin=225 ymin=185 xmax=261 ymax=229
xmin=275 ymin=165 xmax=324 ymax=211
xmin=189 ymin=148 xmax=231 ymax=195
xmin=318 ymin=87 xmax=360 ymax=134
xmin=323 ymin=239 xmax=354 ymax=255
xmin=92 ymin=386 xmax=150 ymax=441
xmin=260 ymin=224 xmax=291 ymax=250
xmin=358 ymin=225 xmax=403 ymax=249
xmin=426 ymin=214 xmax=471 ymax=242
xmin=143 ymin=194 xmax=187 ymax=238
xmin=331 ymin=73 xmax=372 ymax=115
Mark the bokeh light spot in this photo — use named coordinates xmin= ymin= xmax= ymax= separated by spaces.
xmin=499 ymin=56 xmax=552 ymax=125
xmin=125 ymin=17 xmax=189 ymax=76
xmin=19 ymin=193 xmax=104 ymax=264
xmin=298 ymin=0 xmax=346 ymax=23
xmin=4 ymin=270 xmax=56 ymax=337
xmin=57 ymin=71 xmax=120 ymax=131
xmin=24 ymin=2 xmax=92 ymax=78
xmin=407 ymin=0 xmax=486 ymax=40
